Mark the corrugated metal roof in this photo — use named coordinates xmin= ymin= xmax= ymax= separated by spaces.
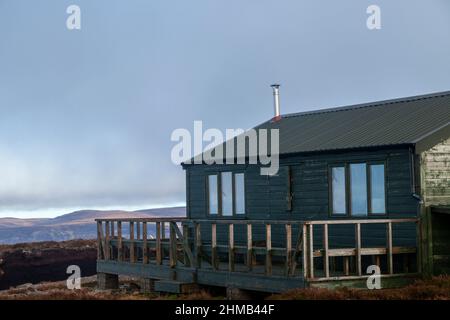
xmin=255 ymin=90 xmax=450 ymax=155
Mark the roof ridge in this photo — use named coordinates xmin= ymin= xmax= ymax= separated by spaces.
xmin=284 ymin=90 xmax=450 ymax=118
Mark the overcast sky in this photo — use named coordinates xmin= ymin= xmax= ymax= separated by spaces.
xmin=0 ymin=0 xmax=449 ymax=218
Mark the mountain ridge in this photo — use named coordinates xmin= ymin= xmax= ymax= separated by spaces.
xmin=0 ymin=206 xmax=186 ymax=244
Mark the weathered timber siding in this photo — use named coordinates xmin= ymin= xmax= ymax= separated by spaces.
xmin=421 ymin=138 xmax=450 ymax=206
xmin=184 ymin=147 xmax=418 ymax=247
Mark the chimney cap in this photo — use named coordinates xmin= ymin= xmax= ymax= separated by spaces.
xmin=271 ymin=83 xmax=281 ymax=88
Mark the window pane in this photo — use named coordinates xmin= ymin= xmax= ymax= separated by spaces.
xmin=208 ymin=175 xmax=218 ymax=214
xmin=221 ymin=172 xmax=233 ymax=216
xmin=235 ymin=173 xmax=245 ymax=214
xmin=332 ymin=167 xmax=346 ymax=215
xmin=370 ymin=164 xmax=386 ymax=214
xmin=350 ymin=163 xmax=368 ymax=216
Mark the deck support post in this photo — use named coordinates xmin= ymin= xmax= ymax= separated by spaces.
xmin=302 ymin=223 xmax=308 ymax=279
xmin=97 ymin=273 xmax=118 ymax=290
xmin=308 ymin=224 xmax=314 ymax=279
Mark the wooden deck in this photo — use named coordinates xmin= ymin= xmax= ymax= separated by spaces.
xmin=96 ymin=217 xmax=420 ymax=293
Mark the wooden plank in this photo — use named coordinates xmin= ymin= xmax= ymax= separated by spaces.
xmin=323 ymin=224 xmax=329 ymax=278
xmin=355 ymin=223 xmax=361 ymax=276
xmin=129 ymin=222 xmax=135 ymax=263
xmin=212 ymin=223 xmax=218 ymax=270
xmin=104 ymin=221 xmax=110 ymax=260
xmin=302 ymin=224 xmax=308 ymax=279
xmin=195 ymin=223 xmax=202 ymax=268
xmin=247 ymin=224 xmax=253 ymax=271
xmin=156 ymin=222 xmax=162 ymax=265
xmin=169 ymin=222 xmax=177 ymax=268
xmin=308 ymin=224 xmax=314 ymax=279
xmin=117 ymin=221 xmax=123 ymax=262
xmin=265 ymin=224 xmax=272 ymax=276
xmin=285 ymin=224 xmax=292 ymax=276
xmin=306 ymin=218 xmax=417 ymax=225
xmin=182 ymin=224 xmax=194 ymax=267
xmin=229 ymin=224 xmax=235 ymax=272
xmin=387 ymin=222 xmax=393 ymax=274
xmin=142 ymin=222 xmax=148 ymax=264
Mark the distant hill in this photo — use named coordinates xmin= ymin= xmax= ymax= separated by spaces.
xmin=0 ymin=207 xmax=185 ymax=244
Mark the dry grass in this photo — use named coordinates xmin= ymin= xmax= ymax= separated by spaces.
xmin=268 ymin=275 xmax=450 ymax=300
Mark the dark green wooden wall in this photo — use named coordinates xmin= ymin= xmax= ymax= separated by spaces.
xmin=184 ymin=147 xmax=419 ymax=248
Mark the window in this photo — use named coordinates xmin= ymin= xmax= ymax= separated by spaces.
xmin=208 ymin=175 xmax=218 ymax=214
xmin=330 ymin=162 xmax=386 ymax=216
xmin=350 ymin=163 xmax=368 ymax=216
xmin=221 ymin=172 xmax=233 ymax=216
xmin=235 ymin=173 xmax=245 ymax=214
xmin=207 ymin=172 xmax=246 ymax=216
xmin=331 ymin=166 xmax=346 ymax=215
xmin=370 ymin=164 xmax=386 ymax=214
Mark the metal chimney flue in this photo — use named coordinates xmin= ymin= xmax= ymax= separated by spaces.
xmin=271 ymin=84 xmax=281 ymax=122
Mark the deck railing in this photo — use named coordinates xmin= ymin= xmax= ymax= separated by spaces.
xmin=96 ymin=217 xmax=419 ymax=282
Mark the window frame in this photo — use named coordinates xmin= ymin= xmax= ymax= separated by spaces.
xmin=206 ymin=171 xmax=246 ymax=218
xmin=329 ymin=160 xmax=387 ymax=218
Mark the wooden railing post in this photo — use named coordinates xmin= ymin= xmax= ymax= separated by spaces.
xmin=387 ymin=222 xmax=393 ymax=274
xmin=136 ymin=222 xmax=141 ymax=240
xmin=265 ymin=224 xmax=272 ymax=276
xmin=247 ymin=224 xmax=253 ymax=271
xmin=285 ymin=224 xmax=292 ymax=276
xmin=229 ymin=224 xmax=235 ymax=272
xmin=142 ymin=222 xmax=148 ymax=264
xmin=211 ymin=223 xmax=218 ymax=270
xmin=156 ymin=222 xmax=162 ymax=265
xmin=104 ymin=221 xmax=110 ymax=260
xmin=308 ymin=224 xmax=314 ymax=279
xmin=183 ymin=224 xmax=190 ymax=267
xmin=323 ymin=223 xmax=329 ymax=278
xmin=117 ymin=221 xmax=123 ymax=262
xmin=302 ymin=223 xmax=308 ymax=279
xmin=129 ymin=222 xmax=135 ymax=263
xmin=161 ymin=222 xmax=166 ymax=239
xmin=355 ymin=223 xmax=362 ymax=276
xmin=169 ymin=222 xmax=177 ymax=268
xmin=96 ymin=221 xmax=103 ymax=260
xmin=195 ymin=223 xmax=202 ymax=268
xmin=110 ymin=221 xmax=115 ymax=238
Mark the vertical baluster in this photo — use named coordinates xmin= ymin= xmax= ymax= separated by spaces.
xmin=355 ymin=223 xmax=362 ymax=276
xmin=118 ymin=221 xmax=123 ymax=262
xmin=169 ymin=222 xmax=177 ymax=268
xmin=247 ymin=224 xmax=253 ymax=271
xmin=323 ymin=223 xmax=329 ymax=278
xmin=228 ymin=224 xmax=234 ymax=272
xmin=129 ymin=222 xmax=135 ymax=263
xmin=156 ymin=222 xmax=162 ymax=265
xmin=387 ymin=222 xmax=393 ymax=274
xmin=309 ymin=224 xmax=314 ymax=279
xmin=195 ymin=223 xmax=202 ymax=268
xmin=105 ymin=221 xmax=110 ymax=260
xmin=265 ymin=224 xmax=272 ymax=276
xmin=285 ymin=224 xmax=292 ymax=276
xmin=142 ymin=222 xmax=148 ymax=264
xmin=211 ymin=223 xmax=218 ymax=270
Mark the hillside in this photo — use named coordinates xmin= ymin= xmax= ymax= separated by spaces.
xmin=0 ymin=207 xmax=185 ymax=244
